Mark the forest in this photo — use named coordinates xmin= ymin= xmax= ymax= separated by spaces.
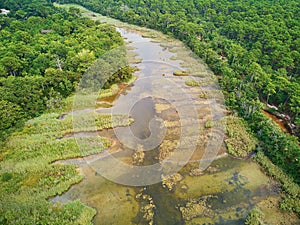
xmin=0 ymin=0 xmax=132 ymax=141
xmin=0 ymin=0 xmax=134 ymax=223
xmin=55 ymin=0 xmax=300 ymax=185
xmin=0 ymin=0 xmax=299 ymax=224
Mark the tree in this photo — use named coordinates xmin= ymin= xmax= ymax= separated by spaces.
xmin=0 ymin=55 xmax=22 ymax=77
xmin=0 ymin=100 xmax=23 ymax=131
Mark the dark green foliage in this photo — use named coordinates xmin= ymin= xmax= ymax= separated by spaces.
xmin=0 ymin=100 xmax=23 ymax=129
xmin=53 ymin=0 xmax=300 ymax=122
xmin=250 ymin=111 xmax=300 ymax=183
xmin=0 ymin=0 xmax=126 ymax=139
xmin=280 ymin=196 xmax=300 ymax=215
xmin=1 ymin=172 xmax=13 ymax=182
xmin=1 ymin=0 xmax=55 ymax=18
xmin=103 ymin=66 xmax=133 ymax=89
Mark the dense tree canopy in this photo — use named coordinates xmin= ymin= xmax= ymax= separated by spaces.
xmin=57 ymin=0 xmax=299 ymax=121
xmin=0 ymin=0 xmax=133 ymax=140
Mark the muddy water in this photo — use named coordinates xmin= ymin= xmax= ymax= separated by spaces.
xmin=263 ymin=110 xmax=289 ymax=133
xmin=52 ymin=18 xmax=279 ymax=225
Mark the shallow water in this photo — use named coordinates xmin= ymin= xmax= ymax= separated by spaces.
xmin=52 ymin=13 xmax=279 ymax=225
xmin=263 ymin=110 xmax=288 ymax=133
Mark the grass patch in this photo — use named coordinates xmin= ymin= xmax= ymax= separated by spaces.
xmin=185 ymin=80 xmax=200 ymax=87
xmin=0 ymin=163 xmax=93 ymax=224
xmin=205 ymin=121 xmax=214 ymax=128
xmin=244 ymin=207 xmax=265 ymax=225
xmin=98 ymin=84 xmax=119 ymax=99
xmin=173 ymin=70 xmax=189 ymax=76
xmin=155 ymin=103 xmax=171 ymax=113
xmin=141 ymin=32 xmax=157 ymax=38
xmin=254 ymin=151 xmax=300 ymax=215
xmin=225 ymin=116 xmax=258 ymax=157
xmin=97 ymin=102 xmax=113 ymax=108
xmin=98 ymin=76 xmax=136 ymax=100
xmin=124 ymin=75 xmax=137 ymax=85
xmin=0 ymin=94 xmax=133 ymax=223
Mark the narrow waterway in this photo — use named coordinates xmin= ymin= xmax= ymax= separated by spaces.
xmin=52 ymin=5 xmax=282 ymax=225
xmin=263 ymin=110 xmax=289 ymax=133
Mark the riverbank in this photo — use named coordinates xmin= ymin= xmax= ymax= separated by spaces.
xmin=1 ymin=2 xmax=298 ymax=224
xmin=50 ymin=4 xmax=299 ymax=225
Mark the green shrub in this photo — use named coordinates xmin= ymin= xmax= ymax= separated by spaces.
xmin=1 ymin=172 xmax=13 ymax=182
xmin=245 ymin=208 xmax=265 ymax=225
xmin=225 ymin=116 xmax=257 ymax=157
xmin=205 ymin=121 xmax=214 ymax=128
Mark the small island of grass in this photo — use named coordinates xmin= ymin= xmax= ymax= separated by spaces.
xmin=173 ymin=70 xmax=189 ymax=76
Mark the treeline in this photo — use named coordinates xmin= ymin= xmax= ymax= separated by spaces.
xmin=54 ymin=0 xmax=300 ymax=184
xmin=55 ymin=0 xmax=300 ymax=120
xmin=0 ymin=0 xmax=131 ymax=140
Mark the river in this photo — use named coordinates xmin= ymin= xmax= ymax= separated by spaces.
xmin=52 ymin=4 xmax=285 ymax=225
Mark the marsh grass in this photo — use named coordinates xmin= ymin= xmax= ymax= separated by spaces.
xmin=98 ymin=84 xmax=119 ymax=99
xmin=141 ymin=32 xmax=158 ymax=38
xmin=185 ymin=80 xmax=200 ymax=87
xmin=254 ymin=151 xmax=300 ymax=215
xmin=205 ymin=121 xmax=214 ymax=128
xmin=0 ymin=93 xmax=133 ymax=223
xmin=245 ymin=207 xmax=265 ymax=225
xmin=224 ymin=116 xmax=258 ymax=157
xmin=173 ymin=70 xmax=189 ymax=76
xmin=126 ymin=50 xmax=142 ymax=64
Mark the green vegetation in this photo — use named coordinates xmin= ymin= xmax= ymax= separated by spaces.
xmin=0 ymin=0 xmax=133 ymax=141
xmin=249 ymin=111 xmax=300 ymax=183
xmin=185 ymin=79 xmax=199 ymax=87
xmin=204 ymin=116 xmax=257 ymax=157
xmin=245 ymin=207 xmax=265 ymax=225
xmin=1 ymin=0 xmax=299 ymax=224
xmin=173 ymin=70 xmax=188 ymax=76
xmin=204 ymin=120 xmax=214 ymax=128
xmin=0 ymin=95 xmax=133 ymax=223
xmin=56 ymin=0 xmax=300 ymax=184
xmin=225 ymin=116 xmax=257 ymax=157
xmin=103 ymin=66 xmax=135 ymax=89
xmin=0 ymin=0 xmax=135 ymax=224
xmin=254 ymin=151 xmax=300 ymax=216
xmin=198 ymin=91 xmax=207 ymax=99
